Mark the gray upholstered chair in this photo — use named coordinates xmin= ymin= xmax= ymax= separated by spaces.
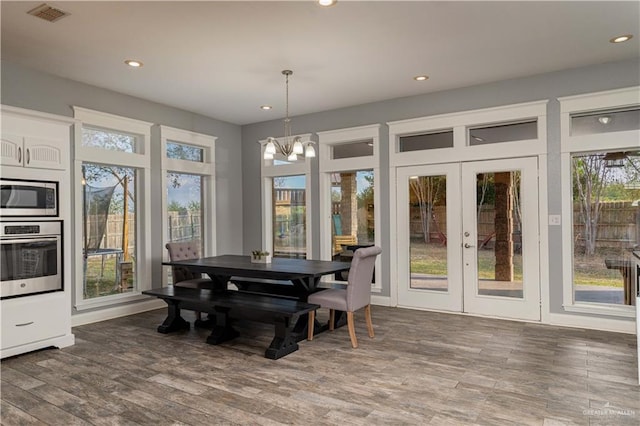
xmin=307 ymin=245 xmax=381 ymax=348
xmin=165 ymin=241 xmax=214 ymax=322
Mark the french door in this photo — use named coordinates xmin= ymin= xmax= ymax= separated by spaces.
xmin=396 ymin=157 xmax=540 ymax=321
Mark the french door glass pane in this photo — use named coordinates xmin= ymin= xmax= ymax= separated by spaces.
xmin=82 ymin=163 xmax=137 ymax=299
xmin=166 ymin=173 xmax=203 ymax=284
xmin=572 ymin=151 xmax=640 ymax=305
xmin=475 ymin=171 xmax=523 ymax=298
xmin=409 ymin=175 xmax=448 ymax=291
xmin=273 ymin=175 xmax=306 ymax=258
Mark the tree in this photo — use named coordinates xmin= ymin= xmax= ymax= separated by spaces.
xmin=410 ymin=176 xmax=445 ymax=244
xmin=572 ymin=153 xmax=611 ymax=255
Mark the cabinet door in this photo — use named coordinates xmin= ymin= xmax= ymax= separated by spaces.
xmin=24 ymin=137 xmax=66 ymax=170
xmin=0 ymin=134 xmax=24 ymax=167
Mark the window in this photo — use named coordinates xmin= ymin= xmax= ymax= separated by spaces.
xmin=399 ymin=130 xmax=453 ymax=152
xmin=332 ymin=140 xmax=374 ymax=159
xmin=73 ymin=107 xmax=152 ymax=309
xmin=272 ymin=175 xmax=307 ymax=258
xmin=158 ymin=126 xmax=216 ymax=286
xmin=468 ymin=120 xmax=537 ymax=145
xmin=559 ymin=87 xmax=640 ymax=317
xmin=318 ymin=124 xmax=381 ymax=289
xmin=260 ymin=134 xmax=313 ymax=259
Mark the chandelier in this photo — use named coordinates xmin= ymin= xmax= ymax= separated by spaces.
xmin=262 ymin=70 xmax=315 ymax=161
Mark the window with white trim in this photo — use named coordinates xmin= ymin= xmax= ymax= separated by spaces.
xmin=260 ymin=134 xmax=313 ymax=259
xmin=159 ymin=126 xmax=216 ymax=285
xmin=317 ymin=124 xmax=382 ymax=290
xmin=73 ymin=107 xmax=152 ymax=309
xmin=559 ymin=87 xmax=640 ymax=317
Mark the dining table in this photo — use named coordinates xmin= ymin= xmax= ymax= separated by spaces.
xmin=161 ymin=254 xmax=352 ymax=337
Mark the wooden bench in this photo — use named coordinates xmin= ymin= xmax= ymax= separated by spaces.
xmin=142 ymin=287 xmax=319 ymax=359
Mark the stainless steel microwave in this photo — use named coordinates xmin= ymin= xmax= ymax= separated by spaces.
xmin=0 ymin=179 xmax=58 ymax=217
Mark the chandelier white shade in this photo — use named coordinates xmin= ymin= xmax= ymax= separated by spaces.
xmin=261 ymin=70 xmax=315 ymax=161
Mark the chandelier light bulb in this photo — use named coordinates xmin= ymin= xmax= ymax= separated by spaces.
xmin=293 ymin=139 xmax=304 ymax=155
xmin=264 ymin=152 xmax=274 ymax=160
xmin=265 ymin=140 xmax=277 ymax=155
xmin=287 ymin=153 xmax=298 ymax=162
xmin=305 ymin=144 xmax=316 ymax=158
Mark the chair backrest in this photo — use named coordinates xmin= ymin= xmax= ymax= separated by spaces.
xmin=165 ymin=241 xmax=202 ymax=283
xmin=346 ymin=245 xmax=382 ymax=311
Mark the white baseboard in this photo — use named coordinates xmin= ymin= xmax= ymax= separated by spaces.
xmin=71 ymin=298 xmax=165 ymax=327
xmin=371 ymin=295 xmax=392 ymax=306
xmin=547 ymin=312 xmax=636 ymax=334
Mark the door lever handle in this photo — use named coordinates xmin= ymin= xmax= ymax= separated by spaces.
xmin=464 ymin=243 xmax=475 ymax=248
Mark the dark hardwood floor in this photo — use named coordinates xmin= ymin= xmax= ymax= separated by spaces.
xmin=1 ymin=306 xmax=639 ymax=425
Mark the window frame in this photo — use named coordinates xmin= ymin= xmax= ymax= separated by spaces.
xmin=317 ymin=124 xmax=382 ymax=292
xmin=158 ymin=125 xmax=216 ymax=287
xmin=73 ymin=107 xmax=153 ymax=310
xmin=559 ymin=86 xmax=640 ymax=317
xmin=260 ymin=133 xmax=313 ymax=258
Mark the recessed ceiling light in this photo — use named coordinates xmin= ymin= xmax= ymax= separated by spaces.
xmin=260 ymin=105 xmax=272 ymax=110
xmin=610 ymin=34 xmax=633 ymax=43
xmin=414 ymin=75 xmax=429 ymax=81
xmin=318 ymin=0 xmax=337 ymax=6
xmin=124 ymin=59 xmax=143 ymax=68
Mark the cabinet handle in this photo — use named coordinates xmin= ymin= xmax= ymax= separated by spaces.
xmin=26 ymin=148 xmax=30 ymax=165
xmin=15 ymin=321 xmax=34 ymax=327
xmin=17 ymin=147 xmax=22 ymax=163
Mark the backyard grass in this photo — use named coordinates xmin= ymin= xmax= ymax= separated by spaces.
xmin=410 ymin=240 xmax=622 ymax=287
xmin=84 ymin=256 xmax=134 ymax=299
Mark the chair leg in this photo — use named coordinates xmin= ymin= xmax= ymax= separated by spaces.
xmin=307 ymin=310 xmax=315 ymax=341
xmin=347 ymin=311 xmax=358 ymax=348
xmin=329 ymin=309 xmax=335 ymax=331
xmin=196 ymin=311 xmax=202 ymax=321
xmin=364 ymin=304 xmax=374 ymax=338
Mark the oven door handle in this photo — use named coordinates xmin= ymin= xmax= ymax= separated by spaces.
xmin=1 ymin=237 xmax=59 ymax=245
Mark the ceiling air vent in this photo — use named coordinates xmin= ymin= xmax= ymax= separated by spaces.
xmin=27 ymin=3 xmax=69 ymax=23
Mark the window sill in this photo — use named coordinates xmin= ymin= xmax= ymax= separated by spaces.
xmin=75 ymin=292 xmax=151 ymax=311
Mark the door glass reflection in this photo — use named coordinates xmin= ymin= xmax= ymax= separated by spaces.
xmin=475 ymin=171 xmax=523 ymax=298
xmin=409 ymin=175 xmax=448 ymax=291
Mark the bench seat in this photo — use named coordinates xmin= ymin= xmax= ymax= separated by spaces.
xmin=143 ymin=287 xmax=319 ymax=359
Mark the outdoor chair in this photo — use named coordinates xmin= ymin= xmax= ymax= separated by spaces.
xmin=307 ymin=245 xmax=382 ymax=348
xmin=165 ymin=241 xmax=214 ymax=323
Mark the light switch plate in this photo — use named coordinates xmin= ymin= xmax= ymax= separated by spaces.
xmin=549 ymin=215 xmax=561 ymax=225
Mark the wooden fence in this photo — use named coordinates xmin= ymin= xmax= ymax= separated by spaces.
xmin=89 ymin=211 xmax=202 ymax=253
xmin=410 ymin=202 xmax=639 ymax=248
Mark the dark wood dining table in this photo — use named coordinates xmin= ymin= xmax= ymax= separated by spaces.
xmin=163 ymin=254 xmax=351 ymax=298
xmin=161 ymin=254 xmax=352 ymax=337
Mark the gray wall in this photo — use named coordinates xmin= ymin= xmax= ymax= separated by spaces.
xmin=1 ymin=60 xmax=244 ymax=313
xmin=241 ymin=59 xmax=640 ymax=317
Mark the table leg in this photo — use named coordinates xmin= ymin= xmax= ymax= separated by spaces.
xmin=205 ymin=307 xmax=239 ymax=345
xmin=265 ymin=316 xmax=299 ymax=360
xmin=157 ymin=300 xmax=190 ymax=333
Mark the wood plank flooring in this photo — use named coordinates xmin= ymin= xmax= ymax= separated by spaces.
xmin=1 ymin=306 xmax=639 ymax=425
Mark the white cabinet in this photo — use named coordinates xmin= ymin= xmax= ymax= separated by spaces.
xmin=1 ymin=134 xmax=67 ymax=170
xmin=0 ymin=105 xmax=75 ymax=359
xmin=1 ymin=292 xmax=74 ymax=358
xmin=1 ymin=106 xmax=72 ymax=171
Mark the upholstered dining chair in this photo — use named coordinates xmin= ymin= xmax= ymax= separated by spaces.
xmin=307 ymin=245 xmax=382 ymax=348
xmin=165 ymin=241 xmax=214 ymax=323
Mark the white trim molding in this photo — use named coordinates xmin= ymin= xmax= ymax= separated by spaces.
xmin=317 ymin=124 xmax=382 ymax=291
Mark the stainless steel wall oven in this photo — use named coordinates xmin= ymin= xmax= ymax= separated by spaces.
xmin=0 ymin=221 xmax=62 ymax=299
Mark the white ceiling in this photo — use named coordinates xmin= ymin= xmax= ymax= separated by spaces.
xmin=1 ymin=1 xmax=638 ymax=125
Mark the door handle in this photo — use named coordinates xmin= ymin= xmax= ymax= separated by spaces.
xmin=17 ymin=147 xmax=22 ymax=163
xmin=26 ymin=148 xmax=30 ymax=165
xmin=464 ymin=243 xmax=475 ymax=248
